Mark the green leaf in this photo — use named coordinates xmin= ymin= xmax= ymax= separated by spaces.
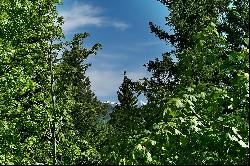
xmin=174 ymin=98 xmax=184 ymax=108
xmin=187 ymin=87 xmax=194 ymax=92
xmin=244 ymin=38 xmax=249 ymax=46
xmin=146 ymin=152 xmax=152 ymax=162
xmin=150 ymin=140 xmax=156 ymax=146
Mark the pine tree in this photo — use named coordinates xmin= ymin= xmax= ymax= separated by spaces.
xmin=137 ymin=0 xmax=249 ymax=124
xmin=117 ymin=71 xmax=138 ymax=110
xmin=55 ymin=33 xmax=107 ymax=140
xmin=103 ymin=72 xmax=146 ymax=164
xmin=109 ymin=0 xmax=249 ymax=164
xmin=147 ymin=0 xmax=248 ymax=90
xmin=109 ymin=71 xmax=141 ymax=131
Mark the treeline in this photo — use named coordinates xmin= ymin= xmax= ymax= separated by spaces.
xmin=0 ymin=0 xmax=249 ymax=165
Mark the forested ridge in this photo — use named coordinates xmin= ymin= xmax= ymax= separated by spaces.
xmin=0 ymin=0 xmax=249 ymax=165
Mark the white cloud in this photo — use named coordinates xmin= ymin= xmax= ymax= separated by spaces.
xmin=115 ymin=40 xmax=166 ymax=53
xmin=85 ymin=50 xmax=150 ymax=98
xmin=59 ymin=2 xmax=129 ymax=32
xmin=85 ymin=50 xmax=149 ymax=98
xmin=126 ymin=70 xmax=149 ymax=82
xmin=86 ymin=69 xmax=122 ymax=97
xmin=86 ymin=68 xmax=149 ymax=98
xmin=112 ymin=21 xmax=129 ymax=31
xmin=138 ymin=40 xmax=164 ymax=46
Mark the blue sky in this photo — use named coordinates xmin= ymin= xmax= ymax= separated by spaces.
xmin=58 ymin=0 xmax=172 ymax=102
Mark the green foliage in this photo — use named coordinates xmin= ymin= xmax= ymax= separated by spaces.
xmin=122 ymin=82 xmax=248 ymax=164
xmin=105 ymin=0 xmax=249 ymax=165
xmin=0 ymin=1 xmax=105 ymax=165
xmin=117 ymin=71 xmax=138 ymax=110
xmin=55 ymin=33 xmax=106 ymax=137
xmin=0 ymin=0 xmax=63 ymax=164
xmin=103 ymin=72 xmax=146 ymax=164
xmin=53 ymin=33 xmax=107 ymax=164
xmin=0 ymin=0 xmax=248 ymax=165
xmin=109 ymin=71 xmax=141 ymax=135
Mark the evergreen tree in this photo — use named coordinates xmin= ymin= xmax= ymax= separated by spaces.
xmin=55 ymin=32 xmax=107 ymax=142
xmin=136 ymin=0 xmax=249 ymax=126
xmin=103 ymin=72 xmax=145 ymax=164
xmin=117 ymin=71 xmax=138 ymax=110
xmin=147 ymin=0 xmax=248 ymax=92
xmin=107 ymin=0 xmax=249 ymax=164
xmin=109 ymin=71 xmax=140 ymax=132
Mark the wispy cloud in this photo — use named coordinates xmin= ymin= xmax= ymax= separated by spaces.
xmin=86 ymin=69 xmax=122 ymax=97
xmin=87 ymin=69 xmax=148 ymax=97
xmin=112 ymin=21 xmax=129 ymax=31
xmin=86 ymin=65 xmax=149 ymax=98
xmin=138 ymin=40 xmax=164 ymax=46
xmin=115 ymin=40 xmax=166 ymax=53
xmin=59 ymin=2 xmax=129 ymax=32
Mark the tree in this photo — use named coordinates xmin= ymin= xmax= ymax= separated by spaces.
xmin=136 ymin=0 xmax=249 ymax=125
xmin=148 ymin=0 xmax=248 ymax=89
xmin=125 ymin=24 xmax=249 ymax=164
xmin=0 ymin=1 xmax=106 ymax=165
xmin=111 ymin=71 xmax=142 ymax=131
xmin=0 ymin=0 xmax=64 ymax=164
xmin=54 ymin=33 xmax=108 ymax=155
xmin=103 ymin=71 xmax=144 ymax=164
xmin=109 ymin=0 xmax=249 ymax=164
xmin=117 ymin=71 xmax=138 ymax=110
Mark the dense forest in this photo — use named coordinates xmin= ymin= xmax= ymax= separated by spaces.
xmin=0 ymin=0 xmax=249 ymax=165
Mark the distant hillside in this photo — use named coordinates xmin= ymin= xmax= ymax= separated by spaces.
xmin=98 ymin=100 xmax=147 ymax=123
